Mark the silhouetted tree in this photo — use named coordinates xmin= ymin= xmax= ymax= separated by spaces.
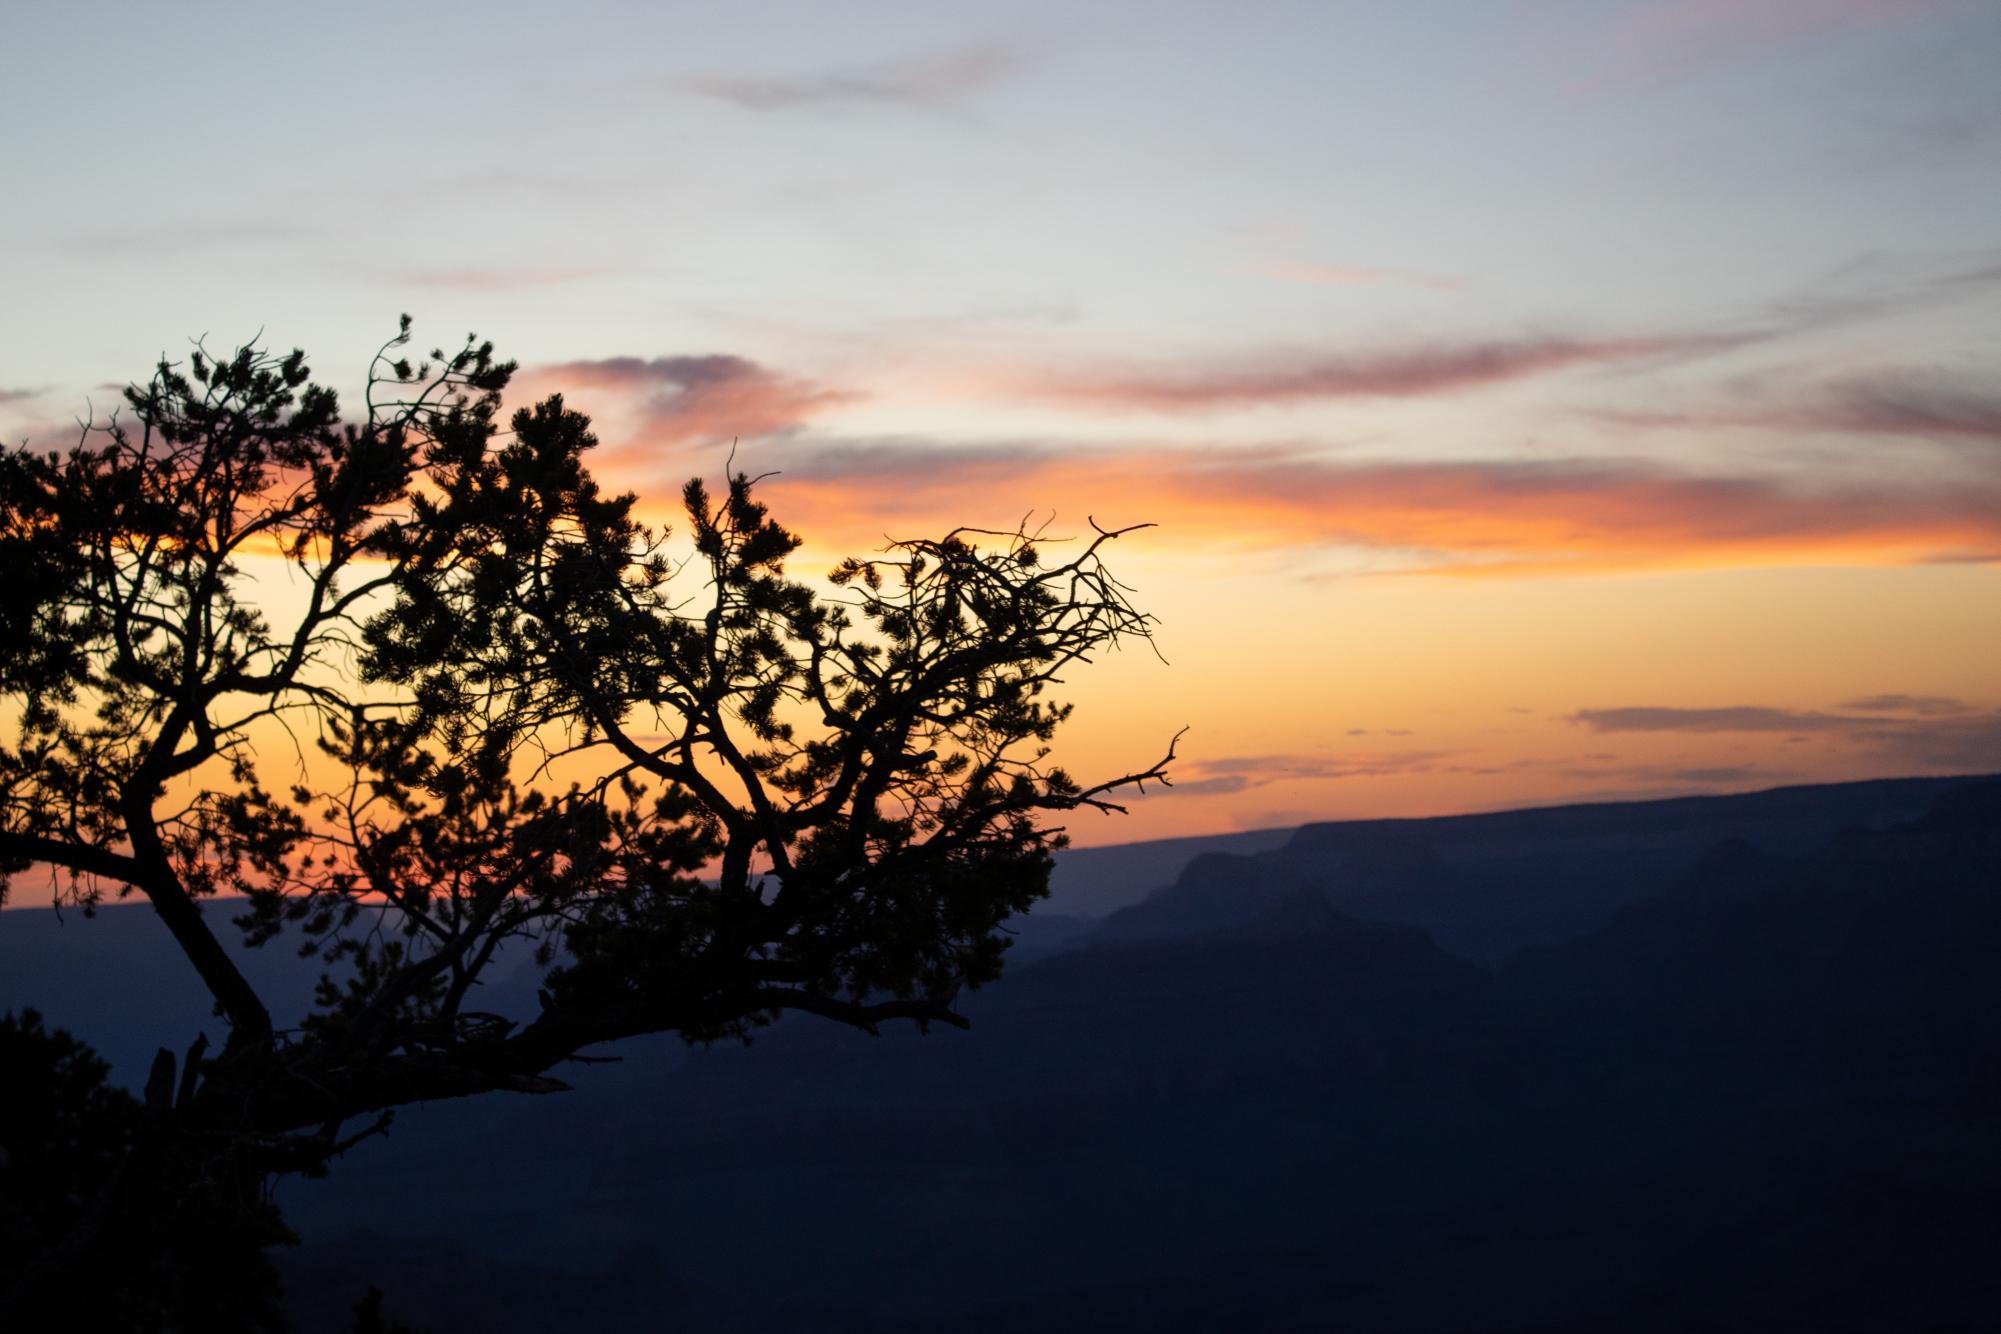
xmin=0 ymin=1011 xmax=138 ymax=1277
xmin=0 ymin=320 xmax=1171 ymax=1327
xmin=0 ymin=1011 xmax=287 ymax=1331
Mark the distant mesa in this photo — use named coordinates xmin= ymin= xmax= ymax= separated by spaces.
xmin=7 ymin=771 xmax=2001 ymax=1332
xmin=1074 ymin=772 xmax=1986 ymax=963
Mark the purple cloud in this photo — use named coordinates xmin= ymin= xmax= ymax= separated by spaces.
xmin=1157 ymin=750 xmax=1463 ymax=797
xmin=1036 ymin=332 xmax=1755 ymax=412
xmin=1570 ymin=707 xmax=1884 ymax=733
xmin=1838 ymin=693 xmax=1968 ymax=715
xmin=522 ymin=354 xmax=851 ymax=448
xmin=685 ymin=43 xmax=1025 ymax=111
xmin=1571 ymin=702 xmax=2001 ymax=775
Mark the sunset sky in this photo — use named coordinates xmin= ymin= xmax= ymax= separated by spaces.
xmin=5 ymin=0 xmax=1998 ymax=845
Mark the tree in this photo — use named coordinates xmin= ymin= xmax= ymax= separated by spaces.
xmin=0 ymin=1012 xmax=138 ymax=1267
xmin=0 ymin=320 xmax=1172 ymax=1327
xmin=0 ymin=1010 xmax=289 ymax=1331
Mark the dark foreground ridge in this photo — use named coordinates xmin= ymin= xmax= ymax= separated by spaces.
xmin=5 ymin=772 xmax=1999 ymax=1331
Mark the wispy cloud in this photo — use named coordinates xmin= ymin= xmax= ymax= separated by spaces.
xmin=1858 ymin=91 xmax=2001 ymax=172
xmin=0 ymin=388 xmax=42 ymax=406
xmin=1863 ymin=714 xmax=2001 ymax=770
xmin=1259 ymin=262 xmax=1464 ymax=292
xmin=1767 ymin=249 xmax=2001 ymax=331
xmin=1838 ymin=693 xmax=1968 ymax=715
xmin=1821 ymin=372 xmax=2001 ymax=442
xmin=1660 ymin=765 xmax=1770 ymax=785
xmin=519 ymin=355 xmax=852 ymax=449
xmin=1591 ymin=367 xmax=2001 ymax=447
xmin=1031 ymin=332 xmax=1752 ymax=413
xmin=531 ymin=331 xmax=2001 ymax=575
xmin=1129 ymin=250 xmax=1997 ymax=421
xmin=1570 ymin=699 xmax=2001 ymax=772
xmin=2 ymin=412 xmax=95 ymax=450
xmin=399 ymin=265 xmax=613 ymax=291
xmin=1542 ymin=757 xmax=1785 ymax=789
xmin=684 ymin=42 xmax=1025 ymax=112
xmin=1163 ymin=750 xmax=1462 ymax=796
xmin=708 ymin=437 xmax=2001 ymax=574
xmin=1568 ymin=0 xmax=1961 ymax=92
xmin=1570 ymin=706 xmax=1888 ymax=733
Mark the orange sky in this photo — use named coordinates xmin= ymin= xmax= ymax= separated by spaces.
xmin=5 ymin=1 xmax=1998 ymax=860
xmin=488 ymin=344 xmax=2001 ymax=847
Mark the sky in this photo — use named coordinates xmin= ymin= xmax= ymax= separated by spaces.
xmin=4 ymin=0 xmax=1999 ymax=846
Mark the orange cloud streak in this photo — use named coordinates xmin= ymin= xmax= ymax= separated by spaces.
xmin=508 ymin=344 xmax=1999 ymax=578
xmin=595 ymin=443 xmax=2001 ymax=577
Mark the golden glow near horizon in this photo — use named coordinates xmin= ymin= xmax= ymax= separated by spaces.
xmin=4 ymin=2 xmax=1999 ymax=876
